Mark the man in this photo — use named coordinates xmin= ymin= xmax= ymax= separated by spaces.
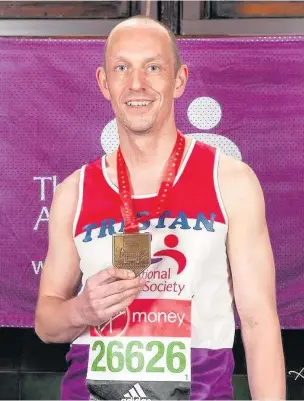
xmin=35 ymin=15 xmax=285 ymax=401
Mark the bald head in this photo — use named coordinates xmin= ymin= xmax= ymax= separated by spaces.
xmin=103 ymin=15 xmax=182 ymax=76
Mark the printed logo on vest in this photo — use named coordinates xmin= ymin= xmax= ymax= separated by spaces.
xmin=140 ymin=234 xmax=187 ymax=297
xmin=151 ymin=234 xmax=186 ymax=275
xmin=91 ymin=299 xmax=191 ymax=338
xmin=121 ymin=383 xmax=151 ymax=401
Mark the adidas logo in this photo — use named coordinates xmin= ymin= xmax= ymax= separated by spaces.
xmin=121 ymin=383 xmax=151 ymax=401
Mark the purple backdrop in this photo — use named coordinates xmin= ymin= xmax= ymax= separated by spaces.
xmin=0 ymin=36 xmax=303 ymax=328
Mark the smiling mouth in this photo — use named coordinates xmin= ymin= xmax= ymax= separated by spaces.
xmin=126 ymin=100 xmax=153 ymax=107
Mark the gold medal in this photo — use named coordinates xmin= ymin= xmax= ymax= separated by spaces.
xmin=112 ymin=232 xmax=151 ymax=277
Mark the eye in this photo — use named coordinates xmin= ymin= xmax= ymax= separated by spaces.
xmin=115 ymin=65 xmax=127 ymax=72
xmin=147 ymin=65 xmax=160 ymax=72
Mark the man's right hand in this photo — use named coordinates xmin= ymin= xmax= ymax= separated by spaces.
xmin=78 ymin=266 xmax=145 ymax=327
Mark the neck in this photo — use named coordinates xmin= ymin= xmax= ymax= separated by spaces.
xmin=117 ymin=121 xmax=178 ymax=170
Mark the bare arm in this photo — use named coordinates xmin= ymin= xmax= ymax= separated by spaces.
xmin=35 ymin=170 xmax=144 ymax=344
xmin=219 ymin=155 xmax=285 ymax=400
xmin=35 ymin=170 xmax=86 ymax=343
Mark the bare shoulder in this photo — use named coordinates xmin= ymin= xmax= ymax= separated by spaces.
xmin=54 ymin=169 xmax=81 ymax=197
xmin=54 ymin=169 xmax=80 ymax=199
xmin=218 ymin=152 xmax=265 ymax=220
xmin=49 ymin=169 xmax=81 ymax=224
xmin=218 ymin=152 xmax=260 ymax=187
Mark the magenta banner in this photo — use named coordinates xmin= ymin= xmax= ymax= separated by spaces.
xmin=0 ymin=36 xmax=303 ymax=328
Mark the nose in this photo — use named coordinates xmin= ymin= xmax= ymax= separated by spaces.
xmin=128 ymin=69 xmax=146 ymax=92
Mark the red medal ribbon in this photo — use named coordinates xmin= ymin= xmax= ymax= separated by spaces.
xmin=117 ymin=130 xmax=186 ymax=233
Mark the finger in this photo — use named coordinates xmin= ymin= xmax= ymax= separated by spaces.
xmin=102 ymin=295 xmax=139 ymax=321
xmin=100 ymin=276 xmax=145 ymax=298
xmin=92 ymin=266 xmax=136 ymax=285
xmin=84 ymin=277 xmax=145 ymax=306
xmin=99 ymin=286 xmax=143 ymax=310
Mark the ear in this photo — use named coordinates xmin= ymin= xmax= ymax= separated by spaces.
xmin=173 ymin=65 xmax=189 ymax=99
xmin=96 ymin=67 xmax=111 ymax=101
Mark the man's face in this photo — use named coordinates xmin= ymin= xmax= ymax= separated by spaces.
xmin=99 ymin=25 xmax=185 ymax=134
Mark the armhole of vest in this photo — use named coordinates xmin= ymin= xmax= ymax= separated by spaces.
xmin=213 ymin=148 xmax=229 ymax=227
xmin=72 ymin=164 xmax=86 ymax=238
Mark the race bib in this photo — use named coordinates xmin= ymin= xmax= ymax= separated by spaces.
xmin=86 ymin=299 xmax=191 ymax=400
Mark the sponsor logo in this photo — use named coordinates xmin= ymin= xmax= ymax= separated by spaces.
xmin=91 ymin=299 xmax=190 ymax=338
xmin=121 ymin=383 xmax=151 ymax=401
xmin=133 ymin=310 xmax=185 ymax=327
xmin=151 ymin=234 xmax=186 ymax=275
xmin=142 ymin=234 xmax=186 ymax=296
xmin=92 ymin=309 xmax=130 ymax=337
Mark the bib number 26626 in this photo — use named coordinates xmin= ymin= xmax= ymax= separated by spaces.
xmin=88 ymin=337 xmax=190 ymax=382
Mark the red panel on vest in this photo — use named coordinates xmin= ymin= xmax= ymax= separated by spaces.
xmin=75 ymin=141 xmax=225 ymax=238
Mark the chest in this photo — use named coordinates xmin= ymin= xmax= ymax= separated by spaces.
xmin=106 ymin=165 xmax=166 ymax=196
xmin=75 ymin=211 xmax=227 ymax=298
